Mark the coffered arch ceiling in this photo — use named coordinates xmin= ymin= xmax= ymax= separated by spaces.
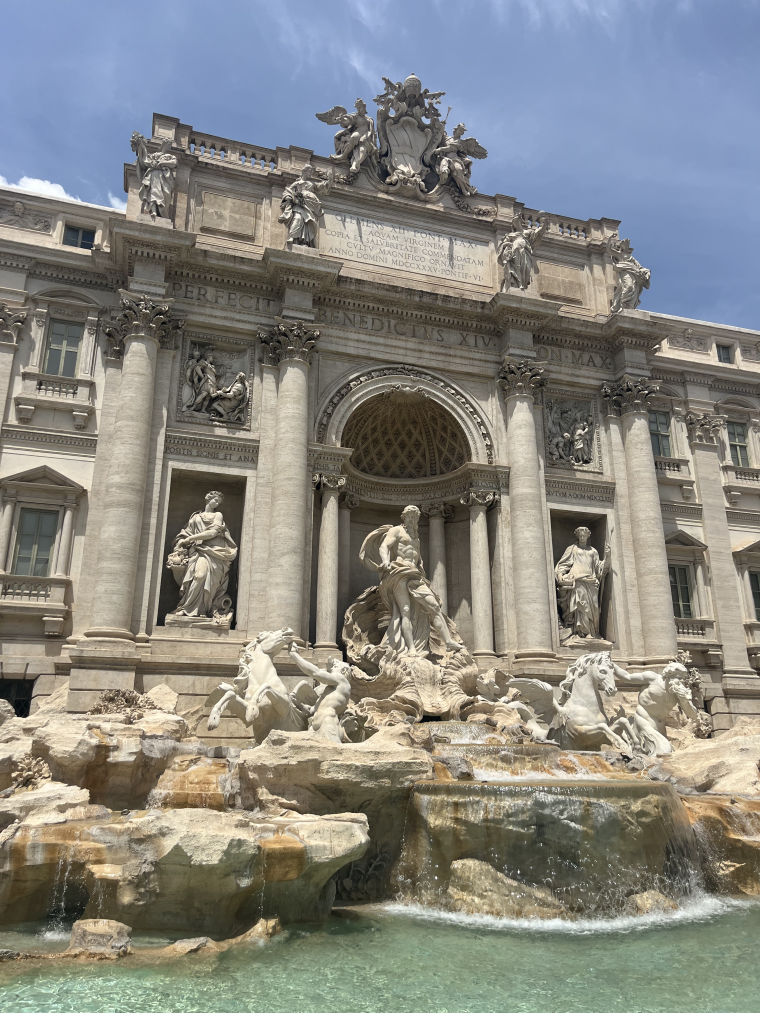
xmin=341 ymin=388 xmax=471 ymax=480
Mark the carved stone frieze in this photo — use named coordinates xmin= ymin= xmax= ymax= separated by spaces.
xmin=667 ymin=328 xmax=709 ymax=353
xmin=104 ymin=294 xmax=184 ymax=354
xmin=0 ymin=200 xmax=52 ymax=233
xmin=684 ymin=411 xmax=725 ymax=446
xmin=258 ymin=319 xmax=320 ymax=365
xmin=544 ymin=393 xmax=599 ymax=470
xmin=0 ymin=303 xmax=27 ymax=344
xmin=178 ymin=333 xmax=252 ymax=428
xmin=498 ymin=359 xmax=546 ymax=401
xmin=601 ymin=375 xmax=659 ymax=416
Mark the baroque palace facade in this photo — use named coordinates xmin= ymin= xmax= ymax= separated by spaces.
xmin=1 ymin=75 xmax=760 ymax=734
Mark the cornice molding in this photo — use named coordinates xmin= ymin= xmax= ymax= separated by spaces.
xmin=0 ymin=426 xmax=97 ymax=451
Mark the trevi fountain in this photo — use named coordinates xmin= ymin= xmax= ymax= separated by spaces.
xmin=1 ymin=73 xmax=760 ymax=1013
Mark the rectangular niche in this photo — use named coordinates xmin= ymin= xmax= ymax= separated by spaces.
xmin=550 ymin=510 xmax=615 ymax=646
xmin=157 ymin=471 xmax=246 ymax=629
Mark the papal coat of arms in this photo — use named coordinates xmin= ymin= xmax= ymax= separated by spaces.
xmin=317 ymin=73 xmax=487 ymax=201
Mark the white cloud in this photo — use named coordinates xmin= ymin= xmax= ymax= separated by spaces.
xmin=108 ymin=191 xmax=127 ymax=211
xmin=0 ymin=174 xmax=78 ymax=200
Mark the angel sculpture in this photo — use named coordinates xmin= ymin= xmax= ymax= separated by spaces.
xmin=497 ymin=214 xmax=548 ymax=292
xmin=316 ymin=98 xmax=378 ymax=176
xmin=431 ymin=123 xmax=488 ymax=196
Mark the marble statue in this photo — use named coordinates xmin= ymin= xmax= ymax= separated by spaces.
xmin=361 ymin=505 xmax=464 ymax=658
xmin=510 ymin=652 xmax=630 ymax=751
xmin=431 ymin=123 xmax=487 ymax=196
xmin=374 ymin=74 xmax=446 ymax=193
xmin=546 ymin=399 xmax=594 ymax=465
xmin=206 ymin=627 xmax=309 ymax=738
xmin=288 ymin=643 xmax=351 ymax=744
xmin=611 ymin=662 xmax=699 ymax=755
xmin=498 ymin=214 xmax=547 ymax=291
xmin=208 ymin=372 xmax=249 ymax=423
xmin=608 ymin=236 xmax=650 ymax=313
xmin=278 ymin=164 xmax=334 ymax=248
xmin=130 ymin=132 xmax=177 ymax=220
xmin=316 ymin=99 xmax=378 ymax=176
xmin=555 ymin=526 xmax=610 ymax=641
xmin=166 ymin=491 xmax=238 ymax=628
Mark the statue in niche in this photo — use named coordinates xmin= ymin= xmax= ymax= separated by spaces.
xmin=431 ymin=123 xmax=488 ymax=196
xmin=498 ymin=214 xmax=547 ymax=291
xmin=130 ymin=132 xmax=177 ymax=221
xmin=546 ymin=399 xmax=594 ymax=466
xmin=360 ymin=504 xmax=464 ymax=658
xmin=166 ymin=491 xmax=238 ymax=628
xmin=278 ymin=164 xmax=334 ymax=248
xmin=316 ymin=99 xmax=379 ymax=177
xmin=610 ymin=662 xmax=700 ymax=755
xmin=288 ymin=644 xmax=352 ymax=744
xmin=555 ymin=526 xmax=610 ymax=642
xmin=607 ymin=236 xmax=650 ymax=313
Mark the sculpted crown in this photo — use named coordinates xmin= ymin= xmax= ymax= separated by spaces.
xmin=498 ymin=359 xmax=546 ymax=400
xmin=104 ymin=294 xmax=184 ymax=356
xmin=684 ymin=411 xmax=725 ymax=446
xmin=601 ymin=375 xmax=659 ymax=415
xmin=258 ymin=319 xmax=321 ymax=365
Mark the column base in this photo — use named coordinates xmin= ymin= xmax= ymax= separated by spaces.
xmin=472 ymin=650 xmax=497 ymax=673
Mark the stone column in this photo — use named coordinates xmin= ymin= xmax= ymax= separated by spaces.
xmin=499 ymin=360 xmax=554 ymax=661
xmin=338 ymin=492 xmax=360 ymax=630
xmin=461 ymin=490 xmax=496 ymax=658
xmin=0 ymin=493 xmax=17 ymax=574
xmin=685 ymin=411 xmax=752 ymax=674
xmin=260 ymin=321 xmax=319 ymax=640
xmin=248 ymin=359 xmax=280 ymax=631
xmin=315 ymin=475 xmax=346 ymax=649
xmin=0 ymin=304 xmax=27 ymax=426
xmin=603 ymin=377 xmax=677 ymax=663
xmin=423 ymin=503 xmax=453 ymax=615
xmin=53 ymin=500 xmax=77 ymax=577
xmin=84 ymin=295 xmax=183 ymax=640
xmin=741 ymin=565 xmax=755 ymax=622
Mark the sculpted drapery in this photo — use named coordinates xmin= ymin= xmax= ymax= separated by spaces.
xmin=555 ymin=527 xmax=610 ymax=640
xmin=167 ymin=491 xmax=238 ymax=625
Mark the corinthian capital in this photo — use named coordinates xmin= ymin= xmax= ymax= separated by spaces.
xmin=601 ymin=375 xmax=659 ymax=416
xmin=422 ymin=502 xmax=454 ymax=519
xmin=498 ymin=359 xmax=545 ymax=400
xmin=0 ymin=303 xmax=27 ymax=344
xmin=259 ymin=318 xmax=320 ymax=365
xmin=684 ymin=411 xmax=725 ymax=446
xmin=105 ymin=293 xmax=184 ymax=351
xmin=460 ymin=489 xmax=496 ymax=508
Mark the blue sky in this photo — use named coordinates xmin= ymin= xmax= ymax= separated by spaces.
xmin=2 ymin=0 xmax=759 ymax=330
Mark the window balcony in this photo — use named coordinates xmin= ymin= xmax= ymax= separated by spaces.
xmin=0 ymin=574 xmax=71 ymax=636
xmin=654 ymin=456 xmax=695 ymax=500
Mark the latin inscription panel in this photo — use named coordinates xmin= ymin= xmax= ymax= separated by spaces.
xmin=321 ymin=213 xmax=492 ymax=287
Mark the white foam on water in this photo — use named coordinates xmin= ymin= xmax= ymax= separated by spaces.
xmin=472 ymin=767 xmax=607 ymax=782
xmin=35 ymin=927 xmax=71 ymax=942
xmin=376 ymin=894 xmax=755 ymax=935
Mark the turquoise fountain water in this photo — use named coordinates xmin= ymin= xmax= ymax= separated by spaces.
xmin=2 ymin=902 xmax=759 ymax=1013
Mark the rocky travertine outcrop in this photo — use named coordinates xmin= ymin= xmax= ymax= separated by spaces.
xmin=0 ymin=781 xmax=90 ymax=830
xmin=680 ymin=794 xmax=760 ymax=897
xmin=66 ymin=918 xmax=132 ymax=957
xmin=0 ymin=805 xmax=368 ymax=932
xmin=648 ymin=718 xmax=760 ymax=795
xmin=31 ymin=710 xmax=190 ymax=810
xmin=147 ymin=754 xmax=239 ymax=810
xmin=447 ymin=859 xmax=570 ymax=919
xmin=623 ymin=890 xmax=678 ymax=915
xmin=239 ymin=727 xmax=434 ymax=898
